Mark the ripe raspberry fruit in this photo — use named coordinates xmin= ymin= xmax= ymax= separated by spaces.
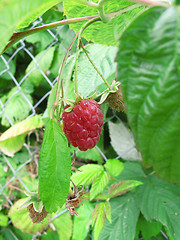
xmin=62 ymin=99 xmax=103 ymax=151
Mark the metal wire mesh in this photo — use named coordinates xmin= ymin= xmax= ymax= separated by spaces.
xmin=0 ymin=16 xmax=168 ymax=240
xmin=0 ymin=17 xmax=69 ymax=238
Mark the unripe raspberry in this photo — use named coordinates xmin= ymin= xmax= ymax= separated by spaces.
xmin=62 ymin=99 xmax=103 ymax=151
xmin=106 ymin=85 xmax=126 ymax=111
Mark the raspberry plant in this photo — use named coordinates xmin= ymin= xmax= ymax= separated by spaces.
xmin=0 ymin=0 xmax=180 ymax=240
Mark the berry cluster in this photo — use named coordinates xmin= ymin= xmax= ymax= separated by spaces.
xmin=62 ymin=99 xmax=103 ymax=151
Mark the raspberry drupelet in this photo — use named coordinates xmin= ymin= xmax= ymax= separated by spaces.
xmin=62 ymin=99 xmax=103 ymax=151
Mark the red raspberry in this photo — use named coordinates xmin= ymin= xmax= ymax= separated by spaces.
xmin=62 ymin=99 xmax=103 ymax=151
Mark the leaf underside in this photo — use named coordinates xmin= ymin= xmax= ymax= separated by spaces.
xmin=63 ymin=0 xmax=146 ymax=46
xmin=0 ymin=115 xmax=43 ymax=157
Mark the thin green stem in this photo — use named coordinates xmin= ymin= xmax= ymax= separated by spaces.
xmin=107 ymin=3 xmax=144 ymax=19
xmin=98 ymin=7 xmax=110 ymax=23
xmin=52 ymin=33 xmax=79 ymax=119
xmin=74 ymin=17 xmax=101 ymax=94
xmin=98 ymin=0 xmax=111 ymax=22
xmin=80 ymin=40 xmax=112 ymax=90
xmin=97 ymin=0 xmax=169 ymax=22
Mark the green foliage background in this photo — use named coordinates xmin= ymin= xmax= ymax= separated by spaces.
xmin=0 ymin=0 xmax=180 ymax=240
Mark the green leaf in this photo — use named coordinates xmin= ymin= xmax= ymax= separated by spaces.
xmin=62 ymin=53 xmax=76 ymax=100
xmin=63 ymin=0 xmax=146 ymax=46
xmin=26 ymin=47 xmax=55 ymax=87
xmin=116 ymin=7 xmax=180 ymax=183
xmin=0 ymin=55 xmax=15 ymax=80
xmin=42 ymin=7 xmax=64 ymax=24
xmin=0 ymin=133 xmax=26 ymax=157
xmin=16 ymin=1 xmax=63 ymax=29
xmin=92 ymin=202 xmax=110 ymax=240
xmin=90 ymin=171 xmax=110 ymax=200
xmin=0 ymin=0 xmax=62 ymax=54
xmin=109 ymin=121 xmax=142 ymax=161
xmin=0 ymin=213 xmax=8 ymax=226
xmin=58 ymin=25 xmax=76 ymax=52
xmin=136 ymin=215 xmax=162 ymax=240
xmin=76 ymin=44 xmax=117 ymax=97
xmin=109 ymin=180 xmax=143 ymax=198
xmin=76 ymin=147 xmax=103 ymax=163
xmin=50 ymin=45 xmax=66 ymax=77
xmin=1 ymin=229 xmax=16 ymax=240
xmin=0 ymin=164 xmax=6 ymax=178
xmin=0 ymin=115 xmax=43 ymax=141
xmin=71 ymin=164 xmax=104 ymax=186
xmin=104 ymin=201 xmax=111 ymax=223
xmin=1 ymin=228 xmax=32 ymax=240
xmin=10 ymin=227 xmax=33 ymax=240
xmin=18 ymin=197 xmax=33 ymax=210
xmin=42 ymin=231 xmax=59 ymax=240
xmin=53 ymin=211 xmax=72 ymax=240
xmin=21 ymin=79 xmax=34 ymax=94
xmin=44 ymin=52 xmax=76 ymax=118
xmin=12 ymin=147 xmax=29 ymax=164
xmin=8 ymin=198 xmax=50 ymax=234
xmin=89 ymin=193 xmax=108 ymax=201
xmin=39 ymin=119 xmax=71 ymax=213
xmin=117 ymin=162 xmax=146 ymax=182
xmin=26 ymin=31 xmax=55 ymax=51
xmin=55 ymin=43 xmax=117 ymax=99
xmin=72 ymin=200 xmax=94 ymax=240
xmin=0 ymin=154 xmax=18 ymax=173
xmin=135 ymin=174 xmax=180 ymax=240
xmin=104 ymin=158 xmax=124 ymax=177
xmin=149 ymin=233 xmax=166 ymax=240
xmin=99 ymin=193 xmax=140 ymax=240
xmin=44 ymin=56 xmax=76 ymax=119
xmin=43 ymin=83 xmax=57 ymax=118
xmin=0 ymin=87 xmax=33 ymax=127
xmin=118 ymin=162 xmax=180 ymax=240
xmin=0 ymin=115 xmax=43 ymax=157
xmin=33 ymin=201 xmax=43 ymax=213
xmin=21 ymin=176 xmax=38 ymax=193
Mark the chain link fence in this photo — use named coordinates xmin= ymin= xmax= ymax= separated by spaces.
xmin=0 ymin=16 xmax=72 ymax=239
xmin=0 ymin=15 xmax=168 ymax=240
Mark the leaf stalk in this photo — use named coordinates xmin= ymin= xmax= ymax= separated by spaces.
xmin=74 ymin=17 xmax=101 ymax=94
xmin=80 ymin=40 xmax=112 ymax=90
xmin=52 ymin=34 xmax=79 ymax=120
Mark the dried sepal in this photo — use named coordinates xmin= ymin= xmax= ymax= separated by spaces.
xmin=18 ymin=192 xmax=48 ymax=223
xmin=66 ymin=182 xmax=85 ymax=216
xmin=27 ymin=204 xmax=48 ymax=223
